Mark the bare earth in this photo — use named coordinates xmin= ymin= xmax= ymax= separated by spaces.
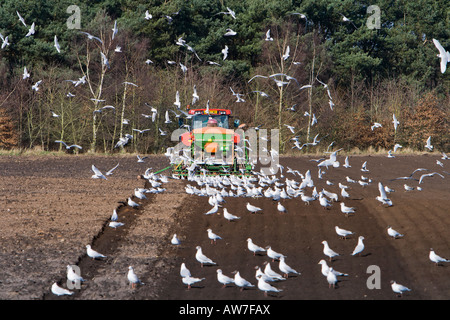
xmin=0 ymin=153 xmax=449 ymax=306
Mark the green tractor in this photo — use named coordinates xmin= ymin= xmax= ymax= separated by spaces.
xmin=171 ymin=107 xmax=253 ymax=178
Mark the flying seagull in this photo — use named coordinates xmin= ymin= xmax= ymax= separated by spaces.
xmin=432 ymin=38 xmax=450 ymax=73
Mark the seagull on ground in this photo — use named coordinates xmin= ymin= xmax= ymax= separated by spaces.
xmin=266 ymin=246 xmax=285 ymax=262
xmin=127 ymin=197 xmax=139 ymax=208
xmin=322 ymin=240 xmax=340 ymax=261
xmin=263 ymin=261 xmax=286 ymax=281
xmin=67 ymin=265 xmax=85 ymax=284
xmin=207 ymin=228 xmax=222 ymax=244
xmin=182 ymin=275 xmax=205 ymax=290
xmin=51 ymin=283 xmax=73 ymax=296
xmin=279 ymin=256 xmax=300 ymax=278
xmin=335 ymin=226 xmax=354 ymax=239
xmin=351 ymin=236 xmax=365 ymax=256
xmin=171 ymin=234 xmax=181 ymax=246
xmin=86 ymin=245 xmax=106 ymax=259
xmin=110 ymin=209 xmax=118 ymax=221
xmin=127 ymin=266 xmax=143 ymax=289
xmin=195 ymin=246 xmax=216 ymax=267
xmin=247 ymin=202 xmax=262 ymax=214
xmin=327 ymin=268 xmax=338 ymax=288
xmin=340 ymin=202 xmax=355 ymax=217
xmin=318 ymin=260 xmax=348 ymax=277
xmin=223 ymin=208 xmax=240 ymax=221
xmin=387 ymin=226 xmax=404 ymax=239
xmin=216 ymin=269 xmax=235 ymax=288
xmin=429 ymin=248 xmax=449 ymax=266
xmin=247 ymin=238 xmax=266 ymax=256
xmin=277 ymin=202 xmax=287 ymax=214
xmin=180 ymin=263 xmax=191 ymax=278
xmin=233 ymin=271 xmax=254 ymax=291
xmin=256 ymin=275 xmax=283 ymax=297
xmin=109 ymin=221 xmax=124 ymax=228
xmin=390 ymin=280 xmax=411 ymax=297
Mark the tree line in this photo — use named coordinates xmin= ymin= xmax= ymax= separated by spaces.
xmin=0 ymin=0 xmax=448 ymax=154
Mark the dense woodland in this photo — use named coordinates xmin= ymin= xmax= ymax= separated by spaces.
xmin=0 ymin=0 xmax=448 ymax=154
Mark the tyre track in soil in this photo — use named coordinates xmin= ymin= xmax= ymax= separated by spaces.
xmin=41 ymin=177 xmax=153 ymax=300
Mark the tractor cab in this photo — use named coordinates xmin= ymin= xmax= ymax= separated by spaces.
xmin=173 ymin=107 xmax=252 ymax=177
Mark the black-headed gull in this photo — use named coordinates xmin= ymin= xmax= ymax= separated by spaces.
xmin=233 ymin=271 xmax=254 ymax=291
xmin=256 ymin=275 xmax=282 ymax=297
xmin=327 ymin=268 xmax=338 ymax=288
xmin=51 ymin=282 xmax=73 ymax=296
xmin=432 ymin=38 xmax=450 ymax=73
xmin=195 ymin=246 xmax=216 ymax=267
xmin=318 ymin=260 xmax=348 ymax=277
xmin=182 ymin=275 xmax=205 ymax=289
xmin=207 ymin=228 xmax=222 ymax=244
xmin=180 ymin=263 xmax=191 ymax=278
xmin=279 ymin=256 xmax=300 ymax=278
xmin=223 ymin=208 xmax=240 ymax=221
xmin=247 ymin=238 xmax=266 ymax=256
xmin=390 ymin=280 xmax=411 ymax=297
xmin=322 ymin=240 xmax=340 ymax=261
xmin=429 ymin=248 xmax=449 ymax=266
xmin=425 ymin=136 xmax=433 ymax=151
xmin=335 ymin=226 xmax=354 ymax=239
xmin=86 ymin=245 xmax=106 ymax=259
xmin=216 ymin=269 xmax=235 ymax=288
xmin=91 ymin=164 xmax=107 ymax=180
xmin=246 ymin=202 xmax=262 ymax=214
xmin=171 ymin=234 xmax=181 ymax=245
xmin=266 ymin=246 xmax=285 ymax=262
xmin=340 ymin=202 xmax=355 ymax=217
xmin=127 ymin=266 xmax=143 ymax=289
xmin=387 ymin=226 xmax=404 ymax=239
xmin=351 ymin=236 xmax=365 ymax=256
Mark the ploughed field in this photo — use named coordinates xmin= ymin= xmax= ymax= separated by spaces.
xmin=0 ymin=153 xmax=449 ymax=300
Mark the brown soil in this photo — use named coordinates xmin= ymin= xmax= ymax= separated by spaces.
xmin=0 ymin=153 xmax=449 ymax=302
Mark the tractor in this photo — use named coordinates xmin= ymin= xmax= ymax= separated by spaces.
xmin=171 ymin=107 xmax=253 ymax=178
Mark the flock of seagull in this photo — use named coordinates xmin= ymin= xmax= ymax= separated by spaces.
xmin=174 ymin=147 xmax=448 ymax=297
xmin=2 ymin=7 xmax=448 ymax=156
xmin=51 ymin=166 xmax=169 ymax=296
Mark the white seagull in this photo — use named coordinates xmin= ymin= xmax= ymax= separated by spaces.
xmin=216 ymin=269 xmax=235 ymax=288
xmin=392 ymin=114 xmax=400 ymax=132
xmin=55 ymin=140 xmax=82 ymax=151
xmin=180 ymin=263 xmax=191 ymax=278
xmin=256 ymin=275 xmax=282 ymax=297
xmin=390 ymin=280 xmax=411 ymax=297
xmin=266 ymin=246 xmax=285 ymax=262
xmin=86 ymin=244 xmax=106 ymax=259
xmin=182 ymin=275 xmax=205 ymax=290
xmin=54 ymin=35 xmax=61 ymax=53
xmin=207 ymin=228 xmax=222 ymax=244
xmin=223 ymin=208 xmax=240 ymax=221
xmin=233 ymin=271 xmax=254 ymax=291
xmin=387 ymin=226 xmax=404 ymax=239
xmin=265 ymin=29 xmax=273 ymax=41
xmin=51 ymin=283 xmax=73 ymax=296
xmin=279 ymin=256 xmax=300 ymax=278
xmin=318 ymin=260 xmax=348 ymax=277
xmin=67 ymin=265 xmax=85 ymax=284
xmin=340 ymin=202 xmax=356 ymax=217
xmin=335 ymin=226 xmax=354 ymax=239
xmin=429 ymin=248 xmax=449 ymax=266
xmin=419 ymin=172 xmax=444 ymax=184
xmin=247 ymin=202 xmax=262 ymax=214
xmin=127 ymin=266 xmax=143 ymax=288
xmin=171 ymin=234 xmax=181 ymax=246
xmin=195 ymin=246 xmax=216 ymax=267
xmin=247 ymin=238 xmax=266 ymax=256
xmin=222 ymin=45 xmax=229 ymax=60
xmin=25 ymin=22 xmax=35 ymax=37
xmin=351 ymin=236 xmax=365 ymax=256
xmin=322 ymin=240 xmax=340 ymax=261
xmin=327 ymin=268 xmax=338 ymax=288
